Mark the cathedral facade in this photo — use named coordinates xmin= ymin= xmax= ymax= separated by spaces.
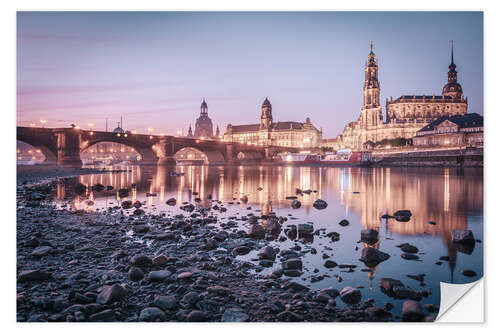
xmin=223 ymin=98 xmax=323 ymax=148
xmin=339 ymin=43 xmax=468 ymax=150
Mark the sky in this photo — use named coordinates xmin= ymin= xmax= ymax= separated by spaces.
xmin=17 ymin=11 xmax=483 ymax=138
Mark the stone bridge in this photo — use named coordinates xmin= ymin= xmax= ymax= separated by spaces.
xmin=17 ymin=126 xmax=300 ymax=166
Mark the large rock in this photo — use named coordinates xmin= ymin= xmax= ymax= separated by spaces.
xmin=379 ymin=278 xmax=421 ymax=300
xmin=339 ymin=286 xmax=362 ymax=304
xmin=402 ymin=301 xmax=424 ymax=322
xmin=298 ymin=224 xmax=314 ymax=236
xmin=96 ymin=284 xmax=127 ymax=304
xmin=222 ymin=307 xmax=249 ymax=322
xmin=187 ymin=310 xmax=207 ymax=322
xmin=399 ymin=243 xmax=419 ymax=254
xmin=393 ymin=210 xmax=412 ymax=222
xmin=359 ymin=247 xmax=390 ymax=267
xmin=361 ymin=229 xmax=379 ymax=245
xmin=130 ymin=254 xmax=152 ymax=267
xmin=451 ymin=230 xmax=475 ymax=245
xmin=232 ymin=246 xmax=252 ymax=256
xmin=128 ymin=267 xmax=144 ymax=281
xmin=31 ymin=246 xmax=52 ymax=258
xmin=154 ymin=295 xmax=177 ymax=311
xmin=248 ymin=224 xmax=265 ymax=239
xmin=291 ymin=199 xmax=301 ymax=209
xmin=282 ymin=258 xmax=302 ymax=270
xmin=258 ymin=246 xmax=277 ymax=260
xmin=313 ymin=199 xmax=328 ymax=210
xmin=18 ymin=269 xmax=51 ymax=282
xmin=147 ymin=270 xmax=172 ymax=282
xmin=166 ymin=198 xmax=177 ymax=206
xmin=139 ymin=307 xmax=167 ymax=322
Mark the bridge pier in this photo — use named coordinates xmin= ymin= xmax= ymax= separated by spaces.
xmin=55 ymin=130 xmax=82 ymax=167
xmin=157 ymin=156 xmax=176 ymax=165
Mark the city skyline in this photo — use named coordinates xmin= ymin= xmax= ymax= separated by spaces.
xmin=17 ymin=11 xmax=483 ymax=138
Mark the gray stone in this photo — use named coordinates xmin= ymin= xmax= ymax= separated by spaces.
xmin=359 ymin=247 xmax=390 ymax=267
xmin=96 ymin=284 xmax=126 ymax=304
xmin=291 ymin=199 xmax=301 ymax=209
xmin=147 ymin=270 xmax=172 ymax=282
xmin=128 ymin=267 xmax=144 ymax=281
xmin=282 ymin=258 xmax=302 ymax=270
xmin=187 ymin=310 xmax=207 ymax=322
xmin=402 ymin=301 xmax=424 ymax=322
xmin=339 ymin=286 xmax=362 ymax=304
xmin=31 ymin=246 xmax=52 ymax=258
xmin=130 ymin=254 xmax=152 ymax=267
xmin=313 ymin=199 xmax=328 ymax=210
xmin=154 ymin=295 xmax=177 ymax=311
xmin=258 ymin=246 xmax=276 ymax=260
xmin=222 ymin=307 xmax=249 ymax=322
xmin=139 ymin=307 xmax=167 ymax=322
xmin=451 ymin=230 xmax=475 ymax=245
xmin=18 ymin=269 xmax=51 ymax=282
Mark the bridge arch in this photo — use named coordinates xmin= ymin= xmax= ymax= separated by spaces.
xmin=82 ymin=137 xmax=158 ymax=164
xmin=16 ymin=128 xmax=58 ymax=164
xmin=173 ymin=146 xmax=225 ymax=165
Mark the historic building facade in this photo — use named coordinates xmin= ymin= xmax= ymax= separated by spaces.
xmin=338 ymin=43 xmax=468 ymax=150
xmin=189 ymin=99 xmax=215 ymax=139
xmin=223 ymin=98 xmax=322 ymax=148
xmin=413 ymin=113 xmax=483 ymax=147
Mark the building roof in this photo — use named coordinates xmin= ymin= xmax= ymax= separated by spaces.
xmin=417 ymin=113 xmax=483 ymax=133
xmin=228 ymin=121 xmax=318 ymax=133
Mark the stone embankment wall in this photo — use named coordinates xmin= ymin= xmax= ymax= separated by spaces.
xmin=375 ymin=148 xmax=483 ymax=167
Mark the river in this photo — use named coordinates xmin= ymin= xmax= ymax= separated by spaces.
xmin=52 ymin=164 xmax=483 ymax=317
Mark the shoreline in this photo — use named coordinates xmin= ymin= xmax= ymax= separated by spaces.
xmin=16 ymin=165 xmax=128 ymax=187
xmin=16 ymin=168 xmax=442 ymax=322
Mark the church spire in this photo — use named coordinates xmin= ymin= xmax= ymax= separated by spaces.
xmin=187 ymin=124 xmax=193 ymax=137
xmin=451 ymin=40 xmax=454 ymax=65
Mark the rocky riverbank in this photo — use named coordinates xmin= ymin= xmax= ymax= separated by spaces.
xmin=17 ymin=165 xmax=127 ymax=186
xmin=17 ymin=178 xmax=444 ymax=322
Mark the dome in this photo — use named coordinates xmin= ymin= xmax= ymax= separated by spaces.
xmin=201 ymin=99 xmax=208 ymax=108
xmin=113 ymin=126 xmax=123 ymax=133
xmin=442 ymin=82 xmax=463 ymax=98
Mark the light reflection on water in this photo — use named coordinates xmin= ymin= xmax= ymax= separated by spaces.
xmin=54 ymin=165 xmax=483 ymax=316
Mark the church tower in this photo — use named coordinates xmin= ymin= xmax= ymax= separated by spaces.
xmin=260 ymin=97 xmax=273 ymax=129
xmin=360 ymin=42 xmax=383 ymax=129
xmin=442 ymin=41 xmax=463 ymax=99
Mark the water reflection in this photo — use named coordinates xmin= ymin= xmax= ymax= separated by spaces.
xmin=58 ymin=165 xmax=482 ymax=286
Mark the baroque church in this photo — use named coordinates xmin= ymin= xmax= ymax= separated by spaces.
xmin=223 ymin=98 xmax=322 ymax=148
xmin=187 ymin=99 xmax=220 ymax=139
xmin=339 ymin=42 xmax=468 ymax=150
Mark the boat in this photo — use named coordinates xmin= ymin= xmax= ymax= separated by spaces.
xmin=276 ymin=149 xmax=373 ymax=166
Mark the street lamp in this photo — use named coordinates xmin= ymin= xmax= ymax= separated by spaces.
xmin=40 ymin=119 xmax=47 ymax=128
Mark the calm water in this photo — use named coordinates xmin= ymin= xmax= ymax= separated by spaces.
xmin=54 ymin=165 xmax=483 ymax=317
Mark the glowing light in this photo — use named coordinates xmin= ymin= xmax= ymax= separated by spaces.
xmin=39 ymin=119 xmax=47 ymax=127
xmin=149 ymin=135 xmax=153 ymax=139
xmin=90 ymin=131 xmax=94 ymax=135
xmin=29 ymin=123 xmax=36 ymax=127
xmin=132 ymin=130 xmax=137 ymax=134
xmin=117 ymin=133 xmax=121 ymax=137
xmin=148 ymin=128 xmax=154 ymax=133
xmin=124 ymin=133 xmax=128 ymax=137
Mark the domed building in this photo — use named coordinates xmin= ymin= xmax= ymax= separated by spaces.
xmin=193 ymin=99 xmax=214 ymax=139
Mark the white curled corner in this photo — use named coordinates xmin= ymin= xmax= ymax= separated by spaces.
xmin=436 ymin=278 xmax=484 ymax=322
